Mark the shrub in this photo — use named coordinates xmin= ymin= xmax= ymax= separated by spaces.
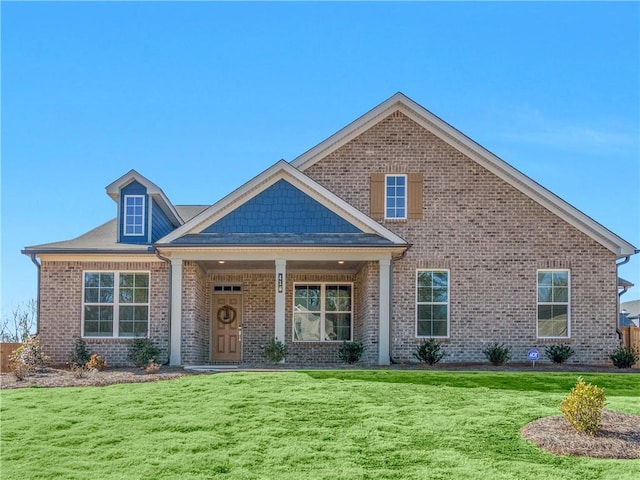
xmin=338 ymin=341 xmax=364 ymax=364
xmin=609 ymin=346 xmax=639 ymax=369
xmin=128 ymin=338 xmax=160 ymax=368
xmin=9 ymin=335 xmax=48 ymax=380
xmin=482 ymin=343 xmax=510 ymax=366
xmin=262 ymin=338 xmax=288 ymax=364
xmin=560 ymin=377 xmax=606 ymax=435
xmin=86 ymin=354 xmax=107 ymax=371
xmin=414 ymin=339 xmax=445 ymax=365
xmin=70 ymin=337 xmax=91 ymax=367
xmin=145 ymin=360 xmax=161 ymax=374
xmin=545 ymin=344 xmax=575 ymax=364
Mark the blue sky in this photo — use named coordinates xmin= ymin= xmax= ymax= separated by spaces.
xmin=2 ymin=1 xmax=639 ymax=318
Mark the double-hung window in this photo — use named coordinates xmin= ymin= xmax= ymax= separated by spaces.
xmin=83 ymin=272 xmax=150 ymax=337
xmin=385 ymin=174 xmax=407 ymax=219
xmin=537 ymin=270 xmax=570 ymax=338
xmin=124 ymin=195 xmax=145 ymax=236
xmin=416 ymin=270 xmax=449 ymax=337
xmin=293 ymin=283 xmax=352 ymax=342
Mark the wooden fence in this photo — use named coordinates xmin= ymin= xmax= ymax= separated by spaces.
xmin=619 ymin=327 xmax=640 ymax=369
xmin=0 ymin=343 xmax=22 ymax=373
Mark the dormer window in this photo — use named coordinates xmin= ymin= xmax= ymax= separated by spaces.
xmin=124 ymin=195 xmax=145 ymax=236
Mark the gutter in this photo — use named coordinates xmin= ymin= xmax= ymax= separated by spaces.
xmin=28 ymin=254 xmax=41 ymax=335
xmin=154 ymin=249 xmax=172 ymax=366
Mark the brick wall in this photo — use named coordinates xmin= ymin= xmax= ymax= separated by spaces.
xmin=304 ymin=111 xmax=619 ymax=365
xmin=182 ymin=261 xmax=208 ymax=364
xmin=38 ymin=259 xmax=169 ymax=366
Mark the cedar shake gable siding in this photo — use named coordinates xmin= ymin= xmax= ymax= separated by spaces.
xmin=303 ymin=111 xmax=618 ymax=364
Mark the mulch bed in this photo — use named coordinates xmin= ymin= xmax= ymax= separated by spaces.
xmin=0 ymin=367 xmax=199 ymax=389
xmin=521 ymin=410 xmax=640 ymax=459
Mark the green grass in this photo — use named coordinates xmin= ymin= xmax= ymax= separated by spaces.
xmin=1 ymin=371 xmax=638 ymax=479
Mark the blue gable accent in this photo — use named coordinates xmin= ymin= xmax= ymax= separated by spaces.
xmin=119 ymin=181 xmax=149 ymax=244
xmin=203 ymin=180 xmax=362 ymax=234
xmin=151 ymin=199 xmax=175 ymax=242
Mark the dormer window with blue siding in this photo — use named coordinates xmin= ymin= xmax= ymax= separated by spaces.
xmin=124 ymin=195 xmax=145 ymax=236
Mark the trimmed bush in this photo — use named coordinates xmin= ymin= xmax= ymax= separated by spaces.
xmin=560 ymin=377 xmax=606 ymax=435
xmin=86 ymin=354 xmax=107 ymax=371
xmin=262 ymin=339 xmax=288 ymax=364
xmin=70 ymin=337 xmax=91 ymax=367
xmin=482 ymin=343 xmax=510 ymax=366
xmin=609 ymin=346 xmax=638 ymax=369
xmin=338 ymin=342 xmax=364 ymax=364
xmin=545 ymin=344 xmax=575 ymax=364
xmin=414 ymin=339 xmax=445 ymax=365
xmin=9 ymin=336 xmax=48 ymax=380
xmin=128 ymin=338 xmax=160 ymax=368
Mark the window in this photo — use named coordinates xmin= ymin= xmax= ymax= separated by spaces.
xmin=293 ymin=283 xmax=352 ymax=342
xmin=385 ymin=174 xmax=407 ymax=219
xmin=537 ymin=270 xmax=570 ymax=338
xmin=416 ymin=270 xmax=449 ymax=337
xmin=83 ymin=272 xmax=149 ymax=337
xmin=124 ymin=195 xmax=145 ymax=236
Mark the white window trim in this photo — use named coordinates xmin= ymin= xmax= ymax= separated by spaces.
xmin=123 ymin=195 xmax=146 ymax=236
xmin=536 ymin=269 xmax=571 ymax=339
xmin=415 ymin=269 xmax=450 ymax=338
xmin=292 ymin=282 xmax=354 ymax=342
xmin=82 ymin=270 xmax=151 ymax=338
xmin=384 ymin=174 xmax=408 ymax=220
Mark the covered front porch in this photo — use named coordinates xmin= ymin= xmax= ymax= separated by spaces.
xmin=165 ymin=250 xmax=396 ymax=366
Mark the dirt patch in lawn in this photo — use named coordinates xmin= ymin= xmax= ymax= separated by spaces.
xmin=521 ymin=410 xmax=640 ymax=459
xmin=0 ymin=367 xmax=200 ymax=389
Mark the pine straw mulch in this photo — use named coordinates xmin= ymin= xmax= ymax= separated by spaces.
xmin=520 ymin=410 xmax=640 ymax=459
xmin=0 ymin=367 xmax=201 ymax=390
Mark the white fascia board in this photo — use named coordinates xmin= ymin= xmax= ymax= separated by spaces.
xmin=157 ymin=160 xmax=408 ymax=245
xmin=155 ymin=246 xmax=405 ymax=262
xmin=291 ymin=93 xmax=637 ymax=257
xmin=105 ymin=169 xmax=183 ymax=226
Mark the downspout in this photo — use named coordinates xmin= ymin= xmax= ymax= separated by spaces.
xmin=154 ymin=249 xmax=172 ymax=365
xmin=389 ymin=247 xmax=410 ymax=363
xmin=29 ymin=254 xmax=41 ymax=335
xmin=614 ymin=254 xmax=636 ymax=341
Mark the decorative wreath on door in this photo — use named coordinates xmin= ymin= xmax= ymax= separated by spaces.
xmin=216 ymin=305 xmax=237 ymax=324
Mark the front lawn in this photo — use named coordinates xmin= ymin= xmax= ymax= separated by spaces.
xmin=1 ymin=371 xmax=638 ymax=479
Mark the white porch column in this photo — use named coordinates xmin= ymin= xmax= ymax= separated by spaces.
xmin=275 ymin=258 xmax=286 ymax=344
xmin=169 ymin=258 xmax=183 ymax=366
xmin=378 ymin=257 xmax=391 ymax=365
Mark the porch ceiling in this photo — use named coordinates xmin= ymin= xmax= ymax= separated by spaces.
xmin=199 ymin=259 xmax=365 ymax=273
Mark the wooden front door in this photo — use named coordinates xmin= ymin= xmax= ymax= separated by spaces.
xmin=212 ymin=293 xmax=242 ymax=362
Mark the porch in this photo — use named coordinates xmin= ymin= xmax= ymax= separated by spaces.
xmin=167 ymin=253 xmax=394 ymax=367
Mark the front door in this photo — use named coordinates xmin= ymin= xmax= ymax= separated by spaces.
xmin=212 ymin=293 xmax=242 ymax=362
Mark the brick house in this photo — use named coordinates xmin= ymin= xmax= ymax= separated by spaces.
xmin=23 ymin=93 xmax=638 ymax=367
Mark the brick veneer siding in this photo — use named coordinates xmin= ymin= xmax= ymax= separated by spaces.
xmin=181 ymin=261 xmax=209 ymax=364
xmin=355 ymin=261 xmax=380 ymax=365
xmin=304 ymin=111 xmax=619 ymax=365
xmin=181 ymin=270 xmax=374 ymax=365
xmin=38 ymin=259 xmax=169 ymax=366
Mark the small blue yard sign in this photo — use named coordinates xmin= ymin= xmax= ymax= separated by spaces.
xmin=528 ymin=349 xmax=540 ymax=366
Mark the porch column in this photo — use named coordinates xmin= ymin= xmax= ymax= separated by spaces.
xmin=169 ymin=258 xmax=183 ymax=365
xmin=275 ymin=258 xmax=286 ymax=344
xmin=378 ymin=257 xmax=391 ymax=365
